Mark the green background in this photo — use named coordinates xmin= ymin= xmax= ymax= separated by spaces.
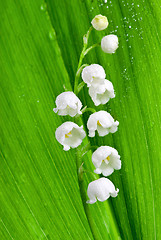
xmin=1 ymin=0 xmax=161 ymax=239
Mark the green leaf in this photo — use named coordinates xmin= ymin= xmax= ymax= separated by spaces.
xmin=1 ymin=0 xmax=161 ymax=240
xmin=46 ymin=0 xmax=161 ymax=239
xmin=0 ymin=0 xmax=119 ymax=239
xmin=0 ymin=1 xmax=92 ymax=239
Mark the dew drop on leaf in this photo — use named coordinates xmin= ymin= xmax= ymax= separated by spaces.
xmin=49 ymin=29 xmax=56 ymax=40
xmin=40 ymin=2 xmax=46 ymax=11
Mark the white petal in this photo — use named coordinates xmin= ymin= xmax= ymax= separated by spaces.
xmin=63 ymin=145 xmax=70 ymax=151
xmin=97 ymin=125 xmax=109 ymax=136
xmin=110 ymin=158 xmax=121 ymax=170
xmin=86 ymin=178 xmax=119 ymax=204
xmin=94 ymin=168 xmax=102 ymax=174
xmin=87 ymin=111 xmax=119 ymax=137
xmin=110 ymin=188 xmax=119 ymax=197
xmin=89 ymin=77 xmax=105 ymax=89
xmin=88 ymin=130 xmax=95 ymax=138
xmin=53 ymin=107 xmax=58 ymax=113
xmin=81 ymin=64 xmax=106 ymax=87
xmin=86 ymin=199 xmax=97 ymax=204
xmin=57 ymin=108 xmax=69 ymax=116
xmin=55 ymin=122 xmax=86 ymax=150
xmin=55 ymin=122 xmax=76 ymax=143
xmin=109 ymin=121 xmax=119 ymax=133
xmin=97 ymin=111 xmax=114 ymax=128
xmin=92 ymin=146 xmax=121 ymax=176
xmin=54 ymin=92 xmax=82 ymax=117
xmin=90 ymin=80 xmax=115 ymax=106
xmin=102 ymin=167 xmax=114 ymax=176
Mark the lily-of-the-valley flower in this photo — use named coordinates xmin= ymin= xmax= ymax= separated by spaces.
xmin=101 ymin=34 xmax=119 ymax=54
xmin=87 ymin=110 xmax=119 ymax=137
xmin=88 ymin=79 xmax=115 ymax=106
xmin=53 ymin=15 xmax=122 ymax=205
xmin=86 ymin=177 xmax=119 ymax=204
xmin=92 ymin=146 xmax=121 ymax=176
xmin=91 ymin=14 xmax=109 ymax=31
xmin=53 ymin=91 xmax=83 ymax=117
xmin=81 ymin=64 xmax=106 ymax=87
xmin=55 ymin=122 xmax=86 ymax=151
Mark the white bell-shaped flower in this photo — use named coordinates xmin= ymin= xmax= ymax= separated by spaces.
xmin=87 ymin=111 xmax=119 ymax=137
xmin=86 ymin=177 xmax=119 ymax=204
xmin=92 ymin=146 xmax=121 ymax=176
xmin=81 ymin=64 xmax=106 ymax=87
xmin=88 ymin=79 xmax=115 ymax=106
xmin=53 ymin=91 xmax=82 ymax=117
xmin=55 ymin=122 xmax=86 ymax=151
xmin=91 ymin=14 xmax=109 ymax=31
xmin=101 ymin=35 xmax=119 ymax=54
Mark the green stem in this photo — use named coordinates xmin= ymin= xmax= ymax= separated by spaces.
xmin=82 ymin=107 xmax=96 ymax=114
xmin=76 ymin=64 xmax=88 ymax=78
xmin=74 ymin=27 xmax=93 ymax=94
xmin=84 ymin=43 xmax=100 ymax=56
xmin=77 ymin=82 xmax=85 ymax=94
xmin=80 ymin=143 xmax=98 ymax=156
xmin=83 ymin=170 xmax=98 ymax=179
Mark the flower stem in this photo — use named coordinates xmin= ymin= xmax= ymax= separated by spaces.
xmin=77 ymin=82 xmax=86 ymax=94
xmin=84 ymin=43 xmax=100 ymax=56
xmin=83 ymin=170 xmax=98 ymax=179
xmin=74 ymin=26 xmax=93 ymax=94
xmin=82 ymin=107 xmax=96 ymax=114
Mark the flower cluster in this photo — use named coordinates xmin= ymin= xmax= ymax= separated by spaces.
xmin=82 ymin=64 xmax=115 ymax=106
xmin=54 ymin=15 xmax=121 ymax=204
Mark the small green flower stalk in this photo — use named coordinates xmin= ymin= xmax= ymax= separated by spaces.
xmin=53 ymin=14 xmax=121 ymax=204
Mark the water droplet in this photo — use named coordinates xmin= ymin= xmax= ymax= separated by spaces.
xmin=49 ymin=29 xmax=56 ymax=40
xmin=40 ymin=2 xmax=46 ymax=11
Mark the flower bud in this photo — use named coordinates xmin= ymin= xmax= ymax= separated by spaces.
xmin=91 ymin=14 xmax=109 ymax=31
xmin=101 ymin=34 xmax=119 ymax=54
